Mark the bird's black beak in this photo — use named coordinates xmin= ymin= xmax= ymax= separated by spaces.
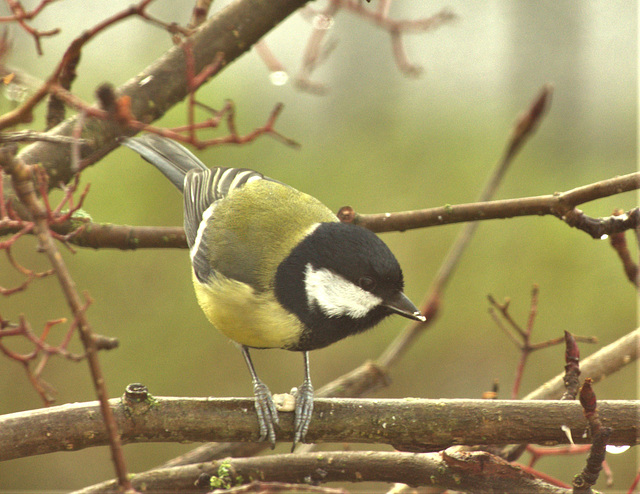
xmin=383 ymin=291 xmax=426 ymax=322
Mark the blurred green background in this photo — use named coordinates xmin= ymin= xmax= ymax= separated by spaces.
xmin=0 ymin=1 xmax=637 ymax=491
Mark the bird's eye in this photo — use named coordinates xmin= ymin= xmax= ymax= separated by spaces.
xmin=358 ymin=276 xmax=376 ymax=292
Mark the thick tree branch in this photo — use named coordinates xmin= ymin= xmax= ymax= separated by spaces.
xmin=72 ymin=451 xmax=571 ymax=494
xmin=11 ymin=0 xmax=310 ymax=188
xmin=158 ymin=360 xmax=392 ymax=467
xmin=1 ymin=397 xmax=637 ymax=461
xmin=75 ymin=328 xmax=640 ymax=489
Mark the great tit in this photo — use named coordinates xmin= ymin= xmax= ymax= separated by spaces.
xmin=122 ymin=134 xmax=425 ymax=448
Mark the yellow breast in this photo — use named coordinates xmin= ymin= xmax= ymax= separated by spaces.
xmin=193 ymin=271 xmax=305 ymax=349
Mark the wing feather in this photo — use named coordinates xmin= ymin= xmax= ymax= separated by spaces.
xmin=122 ymin=135 xmax=278 ymax=284
xmin=183 ymin=167 xmax=273 ymax=283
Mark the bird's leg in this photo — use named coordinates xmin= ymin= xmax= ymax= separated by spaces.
xmin=292 ymin=351 xmax=314 ymax=450
xmin=241 ymin=345 xmax=279 ymax=447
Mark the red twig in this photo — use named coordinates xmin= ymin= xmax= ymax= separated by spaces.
xmin=295 ymin=1 xmax=340 ymax=93
xmin=0 ymin=149 xmax=132 ymax=490
xmin=0 ymin=223 xmax=32 ymax=249
xmin=0 ymin=0 xmax=161 ymax=129
xmin=573 ymin=379 xmax=611 ymax=492
xmin=88 ymin=80 xmax=298 ymax=154
xmin=1 ymin=161 xmax=92 ymax=293
xmin=562 ymin=331 xmax=581 ymax=400
xmin=609 ymin=209 xmax=639 ymax=287
xmin=488 ymin=285 xmax=537 ymax=398
xmin=181 ymin=41 xmax=226 ymax=142
xmin=488 ymin=286 xmax=597 ymax=399
xmin=1 ymin=244 xmax=54 ymax=294
xmin=526 ymin=444 xmax=591 ymax=469
xmin=0 ymin=0 xmax=60 ymax=55
xmin=142 ymin=101 xmax=300 ymax=150
xmin=627 ymin=469 xmax=640 ymax=494
xmin=512 ymin=462 xmax=572 ymax=489
xmin=0 ymin=314 xmax=84 ymax=405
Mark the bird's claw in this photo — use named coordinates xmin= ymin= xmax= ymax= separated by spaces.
xmin=292 ymin=380 xmax=314 ymax=450
xmin=253 ymin=381 xmax=279 ymax=448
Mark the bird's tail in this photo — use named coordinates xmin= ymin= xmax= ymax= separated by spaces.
xmin=121 ymin=134 xmax=209 ymax=192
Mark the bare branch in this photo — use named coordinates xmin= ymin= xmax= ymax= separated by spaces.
xmin=72 ymin=450 xmax=570 ymax=494
xmin=0 ymin=0 xmax=61 ymax=55
xmin=609 ymin=209 xmax=639 ymax=287
xmin=0 ymin=149 xmax=132 ymax=490
xmin=293 ymin=3 xmax=455 ymax=90
xmin=501 ymin=327 xmax=639 ymax=463
xmin=2 ymin=172 xmax=637 ymax=249
xmin=561 ymin=331 xmax=581 ymax=401
xmin=572 ymin=379 xmax=610 ymax=492
xmin=347 ymin=175 xmax=640 ymax=237
xmin=1 ymin=396 xmax=637 ymax=461
xmin=0 ymin=0 xmax=159 ymax=131
xmin=377 ymin=85 xmax=552 ymax=370
xmin=524 ymin=327 xmax=639 ymax=401
xmin=8 ymin=0 xmax=311 ymax=191
xmin=0 ymin=313 xmax=89 ymax=405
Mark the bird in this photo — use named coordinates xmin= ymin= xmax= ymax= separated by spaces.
xmin=122 ymin=134 xmax=425 ymax=449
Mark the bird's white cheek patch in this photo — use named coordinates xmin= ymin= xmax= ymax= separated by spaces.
xmin=304 ymin=264 xmax=382 ymax=319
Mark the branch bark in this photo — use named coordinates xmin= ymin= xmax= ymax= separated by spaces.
xmin=12 ymin=0 xmax=311 ymax=186
xmin=72 ymin=451 xmax=570 ymax=494
xmin=3 ymin=172 xmax=638 ymax=248
xmin=345 ymin=172 xmax=640 ymax=237
xmin=1 ymin=397 xmax=637 ymax=461
xmin=155 ymin=327 xmax=640 ymax=467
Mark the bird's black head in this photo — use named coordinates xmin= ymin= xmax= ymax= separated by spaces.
xmin=274 ymin=222 xmax=424 ymax=351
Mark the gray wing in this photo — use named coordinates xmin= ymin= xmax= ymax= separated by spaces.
xmin=185 ymin=167 xmax=272 ymax=283
xmin=122 ymin=134 xmax=279 ymax=284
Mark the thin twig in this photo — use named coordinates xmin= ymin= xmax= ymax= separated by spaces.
xmin=572 ymin=379 xmax=610 ymax=492
xmin=294 ymin=3 xmax=455 ymax=89
xmin=0 ymin=150 xmax=132 ymax=491
xmin=4 ymin=0 xmax=311 ymax=195
xmin=377 ymin=84 xmax=553 ymax=369
xmin=609 ymin=209 xmax=639 ymax=287
xmin=0 ymin=0 xmax=157 ymax=130
xmin=562 ymin=331 xmax=581 ymax=400
xmin=347 ymin=178 xmax=640 ymax=238
xmin=2 ymin=0 xmax=61 ymax=55
xmin=189 ymin=0 xmax=214 ymax=29
xmin=488 ymin=286 xmax=596 ymax=399
xmin=491 ymin=285 xmax=539 ymax=398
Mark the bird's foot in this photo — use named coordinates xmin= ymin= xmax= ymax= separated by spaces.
xmin=253 ymin=380 xmax=279 ymax=448
xmin=292 ymin=380 xmax=314 ymax=450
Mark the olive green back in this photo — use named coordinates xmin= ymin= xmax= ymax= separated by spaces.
xmin=203 ymin=179 xmax=338 ymax=291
